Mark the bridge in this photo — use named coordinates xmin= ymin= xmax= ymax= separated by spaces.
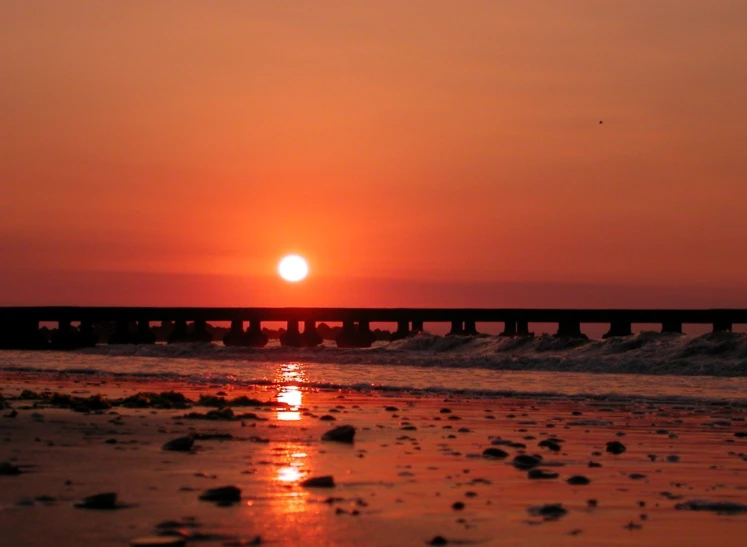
xmin=0 ymin=307 xmax=745 ymax=350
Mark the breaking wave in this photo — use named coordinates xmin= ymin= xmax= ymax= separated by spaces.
xmin=61 ymin=331 xmax=747 ymax=377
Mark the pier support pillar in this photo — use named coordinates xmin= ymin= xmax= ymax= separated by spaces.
xmin=603 ymin=321 xmax=633 ymax=338
xmin=516 ymin=320 xmax=533 ymax=337
xmin=356 ymin=320 xmax=376 ymax=347
xmin=135 ymin=320 xmax=156 ymax=344
xmin=280 ymin=320 xmax=302 ymax=347
xmin=78 ymin=320 xmax=99 ymax=347
xmin=661 ymin=321 xmax=683 ymax=334
xmin=335 ymin=321 xmax=358 ymax=348
xmin=0 ymin=319 xmax=48 ymax=349
xmin=223 ymin=320 xmax=244 ymax=346
xmin=168 ymin=319 xmax=189 ymax=343
xmin=464 ymin=320 xmax=479 ymax=336
xmin=190 ymin=319 xmax=212 ymax=343
xmin=447 ymin=320 xmax=465 ymax=336
xmin=244 ymin=320 xmax=269 ymax=347
xmin=391 ymin=320 xmax=410 ymax=341
xmin=555 ymin=320 xmax=587 ymax=339
xmin=301 ymin=320 xmax=323 ymax=347
xmin=109 ymin=320 xmax=134 ymax=344
xmin=713 ymin=321 xmax=732 ymax=332
xmin=500 ymin=320 xmax=517 ymax=337
xmin=51 ymin=320 xmax=83 ymax=349
xmin=411 ymin=320 xmax=424 ymax=335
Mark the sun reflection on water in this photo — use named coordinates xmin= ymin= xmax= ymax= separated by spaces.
xmin=275 ymin=363 xmax=306 ymax=421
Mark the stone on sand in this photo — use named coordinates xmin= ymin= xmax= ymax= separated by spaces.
xmin=75 ymin=492 xmax=120 ymax=510
xmin=606 ymin=441 xmax=626 ymax=454
xmin=301 ymin=476 xmax=336 ymax=488
xmin=482 ymin=447 xmax=509 ymax=459
xmin=322 ymin=425 xmax=356 ymax=443
xmin=162 ymin=436 xmax=194 ymax=452
xmin=199 ymin=486 xmax=242 ymax=504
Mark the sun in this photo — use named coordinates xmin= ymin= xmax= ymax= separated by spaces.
xmin=278 ymin=255 xmax=309 ymax=282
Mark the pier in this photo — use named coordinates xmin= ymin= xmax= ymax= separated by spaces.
xmin=0 ymin=307 xmax=745 ymax=350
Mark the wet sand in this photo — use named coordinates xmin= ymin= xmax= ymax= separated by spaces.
xmin=1 ymin=371 xmax=746 ymax=546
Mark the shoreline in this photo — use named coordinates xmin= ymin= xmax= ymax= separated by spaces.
xmin=2 ymin=371 xmax=746 ymax=546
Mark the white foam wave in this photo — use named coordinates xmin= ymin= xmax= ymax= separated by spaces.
xmin=67 ymin=331 xmax=747 ymax=377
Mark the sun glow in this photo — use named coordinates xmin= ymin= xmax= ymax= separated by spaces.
xmin=278 ymin=255 xmax=309 ymax=282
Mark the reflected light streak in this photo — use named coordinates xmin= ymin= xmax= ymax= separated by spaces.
xmin=276 ymin=362 xmax=306 ymax=421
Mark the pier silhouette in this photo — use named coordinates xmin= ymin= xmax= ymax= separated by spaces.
xmin=0 ymin=307 xmax=745 ymax=350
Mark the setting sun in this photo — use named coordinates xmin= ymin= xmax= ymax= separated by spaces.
xmin=278 ymin=255 xmax=309 ymax=282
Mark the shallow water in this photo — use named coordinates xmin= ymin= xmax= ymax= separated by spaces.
xmin=2 ymin=332 xmax=747 ymax=404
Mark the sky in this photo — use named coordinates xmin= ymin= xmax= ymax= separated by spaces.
xmin=1 ymin=1 xmax=746 ymax=308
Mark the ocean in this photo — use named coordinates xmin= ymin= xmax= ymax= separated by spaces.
xmin=2 ymin=331 xmax=747 ymax=404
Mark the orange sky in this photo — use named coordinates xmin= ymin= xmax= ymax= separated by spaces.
xmin=1 ymin=1 xmax=746 ymax=307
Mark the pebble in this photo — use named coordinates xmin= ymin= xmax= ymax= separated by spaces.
xmin=322 ymin=425 xmax=356 ymax=443
xmin=75 ymin=492 xmax=120 ymax=510
xmin=567 ymin=475 xmax=591 ymax=485
xmin=162 ymin=436 xmax=194 ymax=452
xmin=429 ymin=536 xmax=449 ymax=545
xmin=482 ymin=448 xmax=509 ymax=459
xmin=606 ymin=441 xmax=626 ymax=455
xmin=0 ymin=462 xmax=21 ymax=475
xmin=512 ymin=454 xmax=542 ymax=470
xmin=199 ymin=486 xmax=242 ymax=504
xmin=527 ymin=469 xmax=558 ymax=480
xmin=301 ymin=476 xmax=336 ymax=488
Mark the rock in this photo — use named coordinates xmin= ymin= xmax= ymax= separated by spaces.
xmin=4 ymin=409 xmax=17 ymax=418
xmin=482 ymin=448 xmax=509 ymax=459
xmin=606 ymin=441 xmax=626 ymax=455
xmin=301 ymin=476 xmax=335 ymax=488
xmin=538 ymin=440 xmax=561 ymax=452
xmin=587 ymin=461 xmax=602 ymax=468
xmin=130 ymin=537 xmax=186 ymax=547
xmin=527 ymin=469 xmax=558 ymax=480
xmin=567 ymin=475 xmax=591 ymax=485
xmin=674 ymin=499 xmax=747 ymax=513
xmin=75 ymin=492 xmax=120 ymax=510
xmin=322 ymin=425 xmax=356 ymax=443
xmin=199 ymin=486 xmax=242 ymax=504
xmin=162 ymin=436 xmax=194 ymax=452
xmin=451 ymin=501 xmax=465 ymax=510
xmin=629 ymin=473 xmax=647 ymax=480
xmin=439 ymin=408 xmax=452 ymax=414
xmin=319 ymin=415 xmax=336 ymax=421
xmin=429 ymin=536 xmax=449 ymax=546
xmin=666 ymin=455 xmax=681 ymax=463
xmin=527 ymin=503 xmax=568 ymax=520
xmin=0 ymin=462 xmax=21 ymax=475
xmin=512 ymin=454 xmax=542 ymax=470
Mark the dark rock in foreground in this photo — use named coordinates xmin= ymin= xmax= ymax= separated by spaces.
xmin=75 ymin=492 xmax=120 ymax=510
xmin=162 ymin=436 xmax=194 ymax=452
xmin=675 ymin=499 xmax=747 ymax=513
xmin=527 ymin=503 xmax=568 ymax=520
xmin=513 ymin=454 xmax=542 ymax=469
xmin=606 ymin=441 xmax=626 ymax=455
xmin=199 ymin=486 xmax=242 ymax=504
xmin=482 ymin=448 xmax=509 ymax=459
xmin=322 ymin=425 xmax=356 ymax=443
xmin=528 ymin=469 xmax=558 ymax=480
xmin=301 ymin=476 xmax=335 ymax=488
xmin=0 ymin=462 xmax=21 ymax=475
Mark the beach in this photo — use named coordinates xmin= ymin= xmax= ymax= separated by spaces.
xmin=2 ymin=366 xmax=746 ymax=546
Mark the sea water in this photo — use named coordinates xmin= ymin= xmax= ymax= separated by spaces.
xmin=1 ymin=331 xmax=747 ymax=404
